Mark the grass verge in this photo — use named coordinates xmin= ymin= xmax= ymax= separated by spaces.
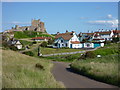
xmin=70 ymin=54 xmax=119 ymax=87
xmin=2 ymin=49 xmax=65 ymax=88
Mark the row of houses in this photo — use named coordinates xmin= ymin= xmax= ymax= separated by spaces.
xmin=5 ymin=30 xmax=120 ymax=50
xmin=53 ymin=30 xmax=120 ymax=49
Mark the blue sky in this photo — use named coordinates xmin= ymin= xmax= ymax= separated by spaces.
xmin=2 ymin=2 xmax=118 ymax=34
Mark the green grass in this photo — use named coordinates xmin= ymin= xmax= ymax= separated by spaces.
xmin=94 ymin=43 xmax=119 ymax=56
xmin=19 ymin=40 xmax=32 ymax=46
xmin=40 ymin=48 xmax=83 ymax=55
xmin=44 ymin=53 xmax=82 ymax=62
xmin=70 ymin=54 xmax=119 ymax=86
xmin=2 ymin=49 xmax=64 ymax=88
xmin=14 ymin=31 xmax=54 ymax=39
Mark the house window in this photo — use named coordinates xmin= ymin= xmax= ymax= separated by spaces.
xmin=61 ymin=40 xmax=63 ymax=43
xmin=86 ymin=44 xmax=90 ymax=47
xmin=62 ymin=44 xmax=64 ymax=46
xmin=54 ymin=43 xmax=58 ymax=46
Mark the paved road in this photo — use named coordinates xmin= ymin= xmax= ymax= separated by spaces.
xmin=52 ymin=61 xmax=118 ymax=88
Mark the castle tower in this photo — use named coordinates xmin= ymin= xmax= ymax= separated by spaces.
xmin=40 ymin=22 xmax=45 ymax=32
xmin=31 ymin=19 xmax=40 ymax=27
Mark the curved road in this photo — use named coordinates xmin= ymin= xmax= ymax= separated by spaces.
xmin=52 ymin=61 xmax=118 ymax=88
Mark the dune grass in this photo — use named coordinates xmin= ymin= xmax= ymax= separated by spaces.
xmin=2 ymin=49 xmax=64 ymax=88
xmin=70 ymin=54 xmax=119 ymax=86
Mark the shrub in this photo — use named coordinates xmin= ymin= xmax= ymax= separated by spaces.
xmin=9 ymin=45 xmax=18 ymax=51
xmin=32 ymin=41 xmax=37 ymax=44
xmin=22 ymin=51 xmax=34 ymax=56
xmin=29 ymin=43 xmax=33 ymax=46
xmin=85 ymin=51 xmax=96 ymax=58
xmin=40 ymin=41 xmax=48 ymax=47
xmin=112 ymin=37 xmax=119 ymax=43
xmin=79 ymin=51 xmax=96 ymax=59
xmin=35 ymin=63 xmax=44 ymax=70
xmin=48 ymin=39 xmax=54 ymax=45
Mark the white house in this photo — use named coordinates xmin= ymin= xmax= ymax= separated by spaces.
xmin=8 ymin=39 xmax=23 ymax=49
xmin=54 ymin=31 xmax=82 ymax=48
xmin=95 ymin=30 xmax=114 ymax=41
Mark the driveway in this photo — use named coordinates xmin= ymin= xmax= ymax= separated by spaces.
xmin=52 ymin=61 xmax=118 ymax=88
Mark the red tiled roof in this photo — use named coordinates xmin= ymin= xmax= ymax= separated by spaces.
xmin=32 ymin=37 xmax=51 ymax=40
xmin=71 ymin=41 xmax=80 ymax=44
xmin=82 ymin=33 xmax=94 ymax=35
xmin=95 ymin=31 xmax=111 ymax=34
xmin=113 ymin=30 xmax=120 ymax=34
xmin=55 ymin=32 xmax=73 ymax=40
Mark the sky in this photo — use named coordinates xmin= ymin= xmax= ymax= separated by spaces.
xmin=2 ymin=2 xmax=118 ymax=34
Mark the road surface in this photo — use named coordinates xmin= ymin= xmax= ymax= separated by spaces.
xmin=52 ymin=61 xmax=118 ymax=88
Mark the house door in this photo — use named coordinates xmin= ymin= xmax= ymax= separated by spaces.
xmin=70 ymin=44 xmax=72 ymax=48
xmin=58 ymin=44 xmax=60 ymax=48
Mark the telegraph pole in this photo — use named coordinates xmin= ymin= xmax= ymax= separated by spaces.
xmin=38 ymin=45 xmax=41 ymax=56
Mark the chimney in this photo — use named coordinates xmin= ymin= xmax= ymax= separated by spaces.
xmin=72 ymin=31 xmax=75 ymax=33
xmin=66 ymin=30 xmax=68 ymax=33
xmin=57 ymin=32 xmax=59 ymax=35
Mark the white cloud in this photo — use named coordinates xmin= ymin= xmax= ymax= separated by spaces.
xmin=5 ymin=21 xmax=31 ymax=24
xmin=107 ymin=14 xmax=113 ymax=19
xmin=88 ymin=19 xmax=118 ymax=27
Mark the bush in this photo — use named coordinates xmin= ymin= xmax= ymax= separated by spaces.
xmin=112 ymin=37 xmax=119 ymax=43
xmin=22 ymin=51 xmax=34 ymax=56
xmin=40 ymin=41 xmax=48 ymax=47
xmin=79 ymin=51 xmax=96 ymax=59
xmin=9 ymin=45 xmax=18 ymax=51
xmin=48 ymin=39 xmax=54 ymax=45
xmin=35 ymin=63 xmax=44 ymax=70
xmin=32 ymin=41 xmax=37 ymax=44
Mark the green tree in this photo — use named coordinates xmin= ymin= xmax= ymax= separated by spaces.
xmin=40 ymin=41 xmax=48 ymax=47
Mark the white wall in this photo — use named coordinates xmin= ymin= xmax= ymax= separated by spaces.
xmin=84 ymin=43 xmax=94 ymax=48
xmin=16 ymin=45 xmax=22 ymax=49
xmin=100 ymin=43 xmax=104 ymax=47
xmin=72 ymin=44 xmax=82 ymax=48
xmin=68 ymin=33 xmax=80 ymax=48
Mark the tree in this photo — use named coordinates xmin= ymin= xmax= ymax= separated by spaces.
xmin=48 ymin=39 xmax=54 ymax=45
xmin=40 ymin=41 xmax=48 ymax=47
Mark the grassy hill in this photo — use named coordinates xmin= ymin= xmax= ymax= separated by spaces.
xmin=14 ymin=31 xmax=54 ymax=39
xmin=2 ymin=49 xmax=64 ymax=88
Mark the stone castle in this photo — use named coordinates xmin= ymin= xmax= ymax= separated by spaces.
xmin=6 ymin=19 xmax=46 ymax=32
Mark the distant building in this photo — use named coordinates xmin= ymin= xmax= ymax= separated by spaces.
xmin=54 ymin=31 xmax=105 ymax=49
xmin=4 ymin=19 xmax=46 ymax=33
xmin=54 ymin=31 xmax=81 ymax=48
xmin=95 ymin=30 xmax=114 ymax=41
xmin=112 ymin=30 xmax=120 ymax=38
xmin=7 ymin=39 xmax=23 ymax=49
xmin=32 ymin=37 xmax=52 ymax=41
